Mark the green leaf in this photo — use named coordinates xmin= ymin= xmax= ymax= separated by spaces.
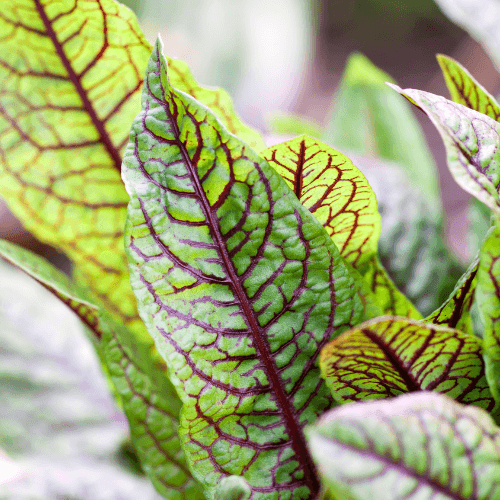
xmin=437 ymin=54 xmax=500 ymax=121
xmin=0 ymin=0 xmax=264 ymax=337
xmin=425 ymin=254 xmax=479 ymax=333
xmin=266 ymin=113 xmax=322 ymax=139
xmin=322 ymin=52 xmax=439 ymax=200
xmin=123 ymin=38 xmax=363 ymax=499
xmin=262 ymin=136 xmax=420 ymax=319
xmin=434 ymin=0 xmax=500 ymax=73
xmin=352 ymin=155 xmax=465 ymax=315
xmin=0 ymin=239 xmax=203 ymax=500
xmin=388 ymin=83 xmax=500 ymax=214
xmin=469 ymin=197 xmax=492 ymax=258
xmin=319 ymin=316 xmax=494 ymax=410
xmin=476 ymin=221 xmax=500 ymax=404
xmin=306 ymin=391 xmax=500 ymax=500
xmin=0 ymin=259 xmax=164 ymax=500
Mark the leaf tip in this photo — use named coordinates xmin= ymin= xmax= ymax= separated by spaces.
xmin=384 ymin=82 xmax=402 ymax=93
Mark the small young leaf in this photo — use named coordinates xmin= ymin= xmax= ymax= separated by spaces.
xmin=425 ymin=255 xmax=479 ymax=333
xmin=123 ymin=38 xmax=363 ymax=499
xmin=323 ymin=53 xmax=439 ymax=199
xmin=319 ymin=316 xmax=494 ymax=410
xmin=306 ymin=392 xmax=500 ymax=500
xmin=476 ymin=222 xmax=500 ymax=403
xmin=437 ymin=54 xmax=500 ymax=121
xmin=0 ymin=240 xmax=202 ymax=499
xmin=388 ymin=84 xmax=500 ymax=214
xmin=262 ymin=136 xmax=420 ymax=319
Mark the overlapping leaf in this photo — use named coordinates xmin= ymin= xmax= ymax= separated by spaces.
xmin=389 ymin=84 xmax=500 ymax=213
xmin=476 ymin=222 xmax=500 ymax=404
xmin=262 ymin=136 xmax=420 ymax=319
xmin=437 ymin=55 xmax=495 ymax=255
xmin=319 ymin=316 xmax=494 ymax=410
xmin=306 ymin=392 xmax=500 ymax=500
xmin=322 ymin=52 xmax=439 ymax=199
xmin=123 ymin=38 xmax=363 ymax=499
xmin=0 ymin=239 xmax=203 ymax=500
xmin=0 ymin=0 xmax=264 ymax=336
xmin=425 ymin=254 xmax=479 ymax=333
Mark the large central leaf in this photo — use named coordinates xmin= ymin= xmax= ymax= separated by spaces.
xmin=123 ymin=39 xmax=363 ymax=499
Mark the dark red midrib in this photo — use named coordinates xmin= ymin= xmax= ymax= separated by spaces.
xmin=158 ymin=61 xmax=319 ymax=495
xmin=362 ymin=329 xmax=420 ymax=392
xmin=34 ymin=0 xmax=123 ymax=172
xmin=294 ymin=140 xmax=306 ymax=199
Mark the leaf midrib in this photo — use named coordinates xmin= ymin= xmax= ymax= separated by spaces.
xmin=155 ymin=46 xmax=319 ymax=494
xmin=34 ymin=0 xmax=123 ymax=172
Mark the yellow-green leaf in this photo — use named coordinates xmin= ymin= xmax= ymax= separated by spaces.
xmin=320 ymin=316 xmax=494 ymax=410
xmin=262 ymin=136 xmax=420 ymax=319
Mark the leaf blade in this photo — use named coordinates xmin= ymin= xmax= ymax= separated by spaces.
xmin=262 ymin=136 xmax=420 ymax=319
xmin=388 ymin=83 xmax=500 ymax=213
xmin=307 ymin=392 xmax=500 ymax=500
xmin=123 ymin=38 xmax=363 ymax=498
xmin=319 ymin=316 xmax=494 ymax=410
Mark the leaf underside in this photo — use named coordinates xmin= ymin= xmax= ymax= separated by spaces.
xmin=123 ymin=38 xmax=363 ymax=499
xmin=262 ymin=136 xmax=420 ymax=319
xmin=307 ymin=392 xmax=500 ymax=500
xmin=389 ymin=84 xmax=500 ymax=214
xmin=320 ymin=316 xmax=494 ymax=410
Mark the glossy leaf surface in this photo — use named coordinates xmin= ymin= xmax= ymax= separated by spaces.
xmin=476 ymin=222 xmax=500 ymax=403
xmin=262 ymin=136 xmax=420 ymax=319
xmin=0 ymin=0 xmax=264 ymax=336
xmin=0 ymin=240 xmax=202 ymax=499
xmin=319 ymin=316 xmax=494 ymax=410
xmin=123 ymin=39 xmax=363 ymax=499
xmin=323 ymin=52 xmax=439 ymax=199
xmin=425 ymin=255 xmax=479 ymax=333
xmin=389 ymin=84 xmax=500 ymax=214
xmin=307 ymin=392 xmax=500 ymax=500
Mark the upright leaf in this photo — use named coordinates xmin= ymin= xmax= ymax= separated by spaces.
xmin=306 ymin=392 xmax=500 ymax=500
xmin=434 ymin=0 xmax=500 ymax=72
xmin=437 ymin=54 xmax=500 ymax=121
xmin=0 ymin=239 xmax=203 ymax=500
xmin=425 ymin=254 xmax=479 ymax=333
xmin=388 ymin=84 xmax=500 ymax=213
xmin=123 ymin=38 xmax=363 ymax=499
xmin=436 ymin=54 xmax=494 ymax=255
xmin=476 ymin=221 xmax=500 ymax=403
xmin=262 ymin=136 xmax=420 ymax=319
xmin=322 ymin=52 xmax=439 ymax=199
xmin=319 ymin=316 xmax=494 ymax=410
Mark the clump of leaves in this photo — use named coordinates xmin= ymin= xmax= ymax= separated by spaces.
xmin=2 ymin=0 xmax=500 ymax=499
